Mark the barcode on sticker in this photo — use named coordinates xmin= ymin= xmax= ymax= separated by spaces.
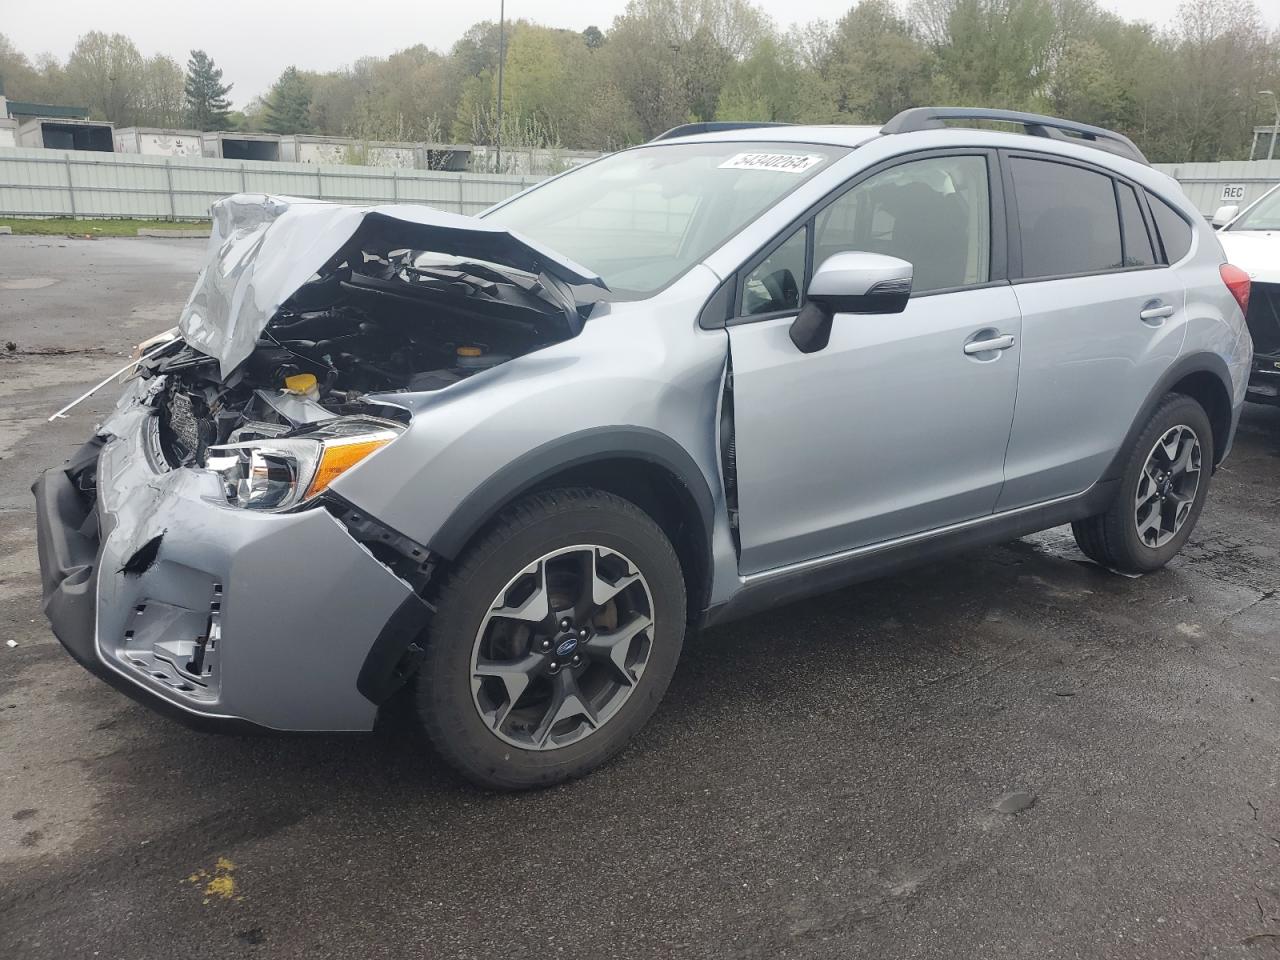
xmin=719 ymin=153 xmax=824 ymax=174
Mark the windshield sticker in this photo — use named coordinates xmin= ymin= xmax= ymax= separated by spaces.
xmin=719 ymin=153 xmax=825 ymax=174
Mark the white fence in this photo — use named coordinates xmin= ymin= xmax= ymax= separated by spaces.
xmin=2 ymin=145 xmax=1277 ymax=224
xmin=1153 ymin=160 xmax=1280 ymax=216
xmin=0 ymin=147 xmax=541 ymax=220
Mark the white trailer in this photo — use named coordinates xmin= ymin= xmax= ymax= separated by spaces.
xmin=114 ymin=127 xmax=204 ymax=158
xmin=201 ymin=131 xmax=282 ymax=162
xmin=18 ymin=117 xmax=114 ymax=151
xmin=279 ymin=135 xmax=419 ymax=168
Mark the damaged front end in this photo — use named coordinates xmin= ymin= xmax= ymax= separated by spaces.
xmin=34 ymin=194 xmax=605 ymax=731
xmin=146 ymin=194 xmax=603 ymax=487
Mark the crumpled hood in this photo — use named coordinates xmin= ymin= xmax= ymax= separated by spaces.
xmin=1218 ymin=230 xmax=1280 ymax=284
xmin=179 ymin=194 xmax=603 ymax=378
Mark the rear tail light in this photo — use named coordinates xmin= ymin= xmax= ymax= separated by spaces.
xmin=1221 ymin=263 xmax=1251 ymax=316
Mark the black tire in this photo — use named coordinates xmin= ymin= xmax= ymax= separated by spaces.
xmin=413 ymin=488 xmax=686 ymax=790
xmin=1071 ymin=393 xmax=1214 ymax=574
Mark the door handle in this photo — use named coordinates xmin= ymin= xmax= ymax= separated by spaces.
xmin=963 ymin=334 xmax=1016 ymax=355
xmin=1140 ymin=304 xmax=1174 ymax=323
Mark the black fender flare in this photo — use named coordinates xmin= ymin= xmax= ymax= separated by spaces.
xmin=1102 ymin=351 xmax=1234 ymax=482
xmin=425 ymin=426 xmax=717 ymax=562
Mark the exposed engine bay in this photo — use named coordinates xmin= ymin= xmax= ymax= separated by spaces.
xmin=131 ymin=199 xmax=602 ymax=471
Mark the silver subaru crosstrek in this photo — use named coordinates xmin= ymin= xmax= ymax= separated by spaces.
xmin=35 ymin=108 xmax=1253 ymax=789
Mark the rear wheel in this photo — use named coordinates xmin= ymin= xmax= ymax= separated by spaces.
xmin=1071 ymin=393 xmax=1213 ymax=574
xmin=413 ymin=488 xmax=686 ymax=790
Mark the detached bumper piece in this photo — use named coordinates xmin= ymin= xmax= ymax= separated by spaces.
xmin=33 ymin=438 xmax=103 ymax=672
xmin=33 ymin=406 xmax=424 ymax=733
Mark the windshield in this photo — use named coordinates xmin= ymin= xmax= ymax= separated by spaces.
xmin=483 ymin=141 xmax=848 ymax=298
xmin=1228 ymin=185 xmax=1280 ymax=231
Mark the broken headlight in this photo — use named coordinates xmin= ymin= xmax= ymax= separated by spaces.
xmin=206 ymin=417 xmax=403 ymax=512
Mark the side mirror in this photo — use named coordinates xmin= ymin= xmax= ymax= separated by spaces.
xmin=1211 ymin=204 xmax=1238 ymax=229
xmin=790 ymin=252 xmax=913 ymax=353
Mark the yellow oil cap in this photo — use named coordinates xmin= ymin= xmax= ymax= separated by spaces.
xmin=457 ymin=345 xmax=483 ymax=358
xmin=284 ymin=373 xmax=318 ymax=393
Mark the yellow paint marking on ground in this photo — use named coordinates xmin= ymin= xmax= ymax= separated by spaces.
xmin=205 ymin=873 xmax=236 ymax=900
xmin=183 ymin=857 xmax=239 ymax=903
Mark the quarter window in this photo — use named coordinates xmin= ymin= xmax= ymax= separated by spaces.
xmin=741 ymin=225 xmax=807 ymax=316
xmin=814 ymin=155 xmax=991 ymax=294
xmin=1147 ymin=193 xmax=1193 ymax=263
xmin=1010 ymin=157 xmax=1122 ymax=279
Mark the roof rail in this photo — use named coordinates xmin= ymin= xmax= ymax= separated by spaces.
xmin=881 ymin=107 xmax=1149 ymax=165
xmin=651 ymin=121 xmax=792 ymax=142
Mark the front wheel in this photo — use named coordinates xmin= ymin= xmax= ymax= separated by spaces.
xmin=1072 ymin=393 xmax=1214 ymax=574
xmin=413 ymin=488 xmax=686 ymax=790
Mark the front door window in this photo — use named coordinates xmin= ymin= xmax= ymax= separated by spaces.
xmin=814 ymin=155 xmax=991 ymax=294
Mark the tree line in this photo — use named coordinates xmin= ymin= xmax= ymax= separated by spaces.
xmin=1 ymin=0 xmax=1276 ymax=164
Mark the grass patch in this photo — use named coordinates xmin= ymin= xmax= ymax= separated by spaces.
xmin=0 ymin=218 xmax=209 ymax=237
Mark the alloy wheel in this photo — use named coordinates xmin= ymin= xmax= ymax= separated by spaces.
xmin=470 ymin=544 xmax=655 ymax=750
xmin=1134 ymin=424 xmax=1202 ymax=549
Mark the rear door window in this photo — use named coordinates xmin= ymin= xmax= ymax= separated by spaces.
xmin=1147 ymin=193 xmax=1193 ymax=263
xmin=1010 ymin=157 xmax=1122 ymax=279
xmin=1117 ymin=183 xmax=1157 ymax=267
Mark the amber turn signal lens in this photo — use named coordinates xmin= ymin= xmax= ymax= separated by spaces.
xmin=304 ymin=436 xmax=394 ymax=499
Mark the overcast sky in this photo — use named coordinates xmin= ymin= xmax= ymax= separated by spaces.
xmin=4 ymin=0 xmax=1276 ymax=108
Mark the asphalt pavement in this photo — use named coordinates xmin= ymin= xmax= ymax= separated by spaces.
xmin=1 ymin=235 xmax=1279 ymax=959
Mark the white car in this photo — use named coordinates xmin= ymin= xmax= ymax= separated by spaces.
xmin=1216 ymin=184 xmax=1280 ymax=404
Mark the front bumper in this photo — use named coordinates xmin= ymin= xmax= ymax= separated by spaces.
xmin=34 ymin=401 xmax=419 ymax=732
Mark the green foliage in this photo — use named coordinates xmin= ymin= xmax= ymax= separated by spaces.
xmin=451 ymin=69 xmax=496 ymax=144
xmin=717 ymin=34 xmax=805 ymax=122
xmin=808 ymin=0 xmax=934 ymax=123
xmin=184 ymin=50 xmax=232 ymax=131
xmin=0 ymin=33 xmax=57 ymax=101
xmin=4 ymin=0 xmax=1278 ymax=162
xmin=137 ymin=54 xmax=185 ymax=129
xmin=599 ymin=0 xmax=759 ymax=138
xmin=65 ymin=32 xmax=145 ymax=124
xmin=453 ymin=20 xmax=506 ymax=78
xmin=233 ymin=96 xmax=270 ymax=133
xmin=930 ymin=0 xmax=1057 ymax=107
xmin=264 ymin=66 xmax=313 ymax=135
xmin=331 ymin=46 xmax=457 ymax=143
xmin=2 ymin=31 xmax=183 ymax=128
xmin=909 ymin=0 xmax=1279 ymax=160
xmin=1158 ymin=0 xmax=1276 ymax=160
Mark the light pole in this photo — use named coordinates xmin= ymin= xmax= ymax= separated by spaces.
xmin=495 ymin=0 xmax=506 ymax=173
xmin=1261 ymin=90 xmax=1279 ymax=162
